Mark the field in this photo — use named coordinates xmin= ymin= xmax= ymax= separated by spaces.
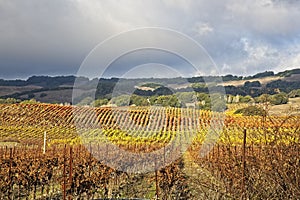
xmin=0 ymin=85 xmax=42 ymax=97
xmin=221 ymin=76 xmax=283 ymax=87
xmin=0 ymin=103 xmax=300 ymax=199
xmin=269 ymin=97 xmax=300 ymax=116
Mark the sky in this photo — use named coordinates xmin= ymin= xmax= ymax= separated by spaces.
xmin=1 ymin=0 xmax=300 ymax=79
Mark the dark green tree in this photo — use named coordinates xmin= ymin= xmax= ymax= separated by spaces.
xmin=234 ymin=106 xmax=267 ymax=116
xmin=93 ymin=98 xmax=109 ymax=107
xmin=270 ymin=93 xmax=288 ymax=105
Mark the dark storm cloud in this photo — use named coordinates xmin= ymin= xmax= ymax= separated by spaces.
xmin=1 ymin=0 xmax=300 ymax=79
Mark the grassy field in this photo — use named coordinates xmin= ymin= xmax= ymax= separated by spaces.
xmin=0 ymin=85 xmax=42 ymax=97
xmin=269 ymin=97 xmax=300 ymax=115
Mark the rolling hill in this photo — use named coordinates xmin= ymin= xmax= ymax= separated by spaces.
xmin=1 ymin=68 xmax=300 ymax=104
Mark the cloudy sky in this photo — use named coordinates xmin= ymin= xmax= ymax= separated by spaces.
xmin=1 ymin=0 xmax=300 ymax=79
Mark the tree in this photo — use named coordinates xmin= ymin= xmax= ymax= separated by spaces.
xmin=153 ymin=86 xmax=174 ymax=96
xmin=288 ymin=89 xmax=300 ymax=98
xmin=234 ymin=106 xmax=267 ymax=116
xmin=244 ymin=81 xmax=261 ymax=88
xmin=20 ymin=99 xmax=39 ymax=104
xmin=129 ymin=95 xmax=149 ymax=106
xmin=176 ymin=92 xmax=197 ymax=107
xmin=0 ymin=98 xmax=19 ymax=104
xmin=270 ymin=93 xmax=288 ymax=105
xmin=239 ymin=95 xmax=253 ymax=103
xmin=196 ymin=93 xmax=211 ymax=110
xmin=255 ymin=94 xmax=271 ymax=103
xmin=93 ymin=98 xmax=109 ymax=107
xmin=210 ymin=93 xmax=227 ymax=112
xmin=153 ymin=95 xmax=181 ymax=107
xmin=77 ymin=97 xmax=93 ymax=106
xmin=110 ymin=95 xmax=130 ymax=106
xmin=191 ymin=83 xmax=206 ymax=89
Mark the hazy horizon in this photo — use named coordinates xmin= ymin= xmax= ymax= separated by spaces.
xmin=1 ymin=67 xmax=296 ymax=81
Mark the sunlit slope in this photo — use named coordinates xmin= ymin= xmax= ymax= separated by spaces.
xmin=0 ymin=104 xmax=299 ymax=145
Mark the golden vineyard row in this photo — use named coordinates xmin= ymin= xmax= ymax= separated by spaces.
xmin=0 ymin=103 xmax=299 ymax=145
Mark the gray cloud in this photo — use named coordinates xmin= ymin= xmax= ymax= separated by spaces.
xmin=0 ymin=0 xmax=300 ymax=79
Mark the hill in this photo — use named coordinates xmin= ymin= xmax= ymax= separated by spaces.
xmin=1 ymin=68 xmax=300 ymax=104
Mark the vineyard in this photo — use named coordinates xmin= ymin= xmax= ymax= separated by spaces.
xmin=0 ymin=103 xmax=300 ymax=199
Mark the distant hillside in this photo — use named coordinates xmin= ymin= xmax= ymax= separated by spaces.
xmin=0 ymin=75 xmax=77 ymax=87
xmin=276 ymin=68 xmax=300 ymax=77
xmin=221 ymin=76 xmax=282 ymax=87
xmin=1 ymin=68 xmax=300 ymax=104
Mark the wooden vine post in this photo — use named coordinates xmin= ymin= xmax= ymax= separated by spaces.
xmin=8 ymin=148 xmax=12 ymax=199
xmin=155 ymin=159 xmax=159 ymax=199
xmin=63 ymin=145 xmax=66 ymax=200
xmin=155 ymin=170 xmax=159 ymax=199
xmin=242 ymin=128 xmax=247 ymax=199
xmin=43 ymin=131 xmax=46 ymax=154
xmin=68 ymin=146 xmax=73 ymax=200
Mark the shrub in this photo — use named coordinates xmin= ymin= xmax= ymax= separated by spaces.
xmin=234 ymin=106 xmax=267 ymax=116
xmin=270 ymin=93 xmax=288 ymax=105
